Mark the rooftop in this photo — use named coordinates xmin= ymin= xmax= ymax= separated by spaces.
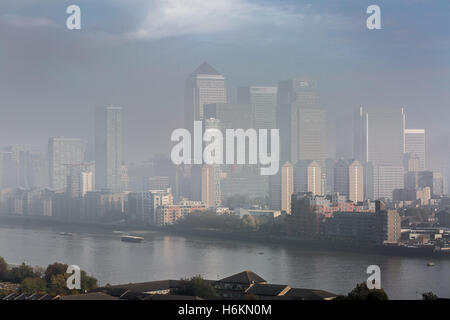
xmin=245 ymin=284 xmax=291 ymax=296
xmin=191 ymin=62 xmax=221 ymax=76
xmin=218 ymin=270 xmax=266 ymax=284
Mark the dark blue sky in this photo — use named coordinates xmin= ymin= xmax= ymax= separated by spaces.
xmin=0 ymin=0 xmax=448 ymax=170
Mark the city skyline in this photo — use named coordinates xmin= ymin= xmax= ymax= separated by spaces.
xmin=0 ymin=1 xmax=449 ymax=303
xmin=0 ymin=60 xmax=447 ymax=179
xmin=0 ymin=1 xmax=448 ymax=172
xmin=0 ymin=61 xmax=448 ymax=201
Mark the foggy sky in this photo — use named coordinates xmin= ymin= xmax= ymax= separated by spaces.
xmin=0 ymin=0 xmax=449 ymax=170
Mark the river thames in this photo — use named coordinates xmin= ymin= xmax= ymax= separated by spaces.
xmin=0 ymin=222 xmax=449 ymax=299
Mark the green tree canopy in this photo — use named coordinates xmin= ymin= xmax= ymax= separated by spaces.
xmin=0 ymin=256 xmax=8 ymax=281
xmin=177 ymin=275 xmax=216 ymax=299
xmin=80 ymin=270 xmax=98 ymax=292
xmin=45 ymin=262 xmax=98 ymax=294
xmin=44 ymin=262 xmax=68 ymax=283
xmin=20 ymin=277 xmax=47 ymax=294
xmin=8 ymin=263 xmax=38 ymax=284
xmin=337 ymin=282 xmax=389 ymax=300
xmin=422 ymin=292 xmax=438 ymax=300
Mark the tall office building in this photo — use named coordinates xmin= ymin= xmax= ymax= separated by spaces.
xmin=334 ymin=159 xmax=364 ymax=202
xmin=405 ymin=170 xmax=434 ymax=195
xmin=184 ymin=62 xmax=226 ymax=131
xmin=269 ymin=172 xmax=281 ymax=210
xmin=277 ymin=79 xmax=326 ymax=164
xmin=404 ymin=129 xmax=426 ymax=171
xmin=354 ymin=107 xmax=405 ymax=200
xmin=204 ymin=103 xmax=253 ymax=130
xmin=0 ymin=146 xmax=47 ymax=189
xmin=404 ymin=153 xmax=420 ymax=172
xmin=220 ymin=165 xmax=269 ymax=199
xmin=281 ymin=162 xmax=294 ymax=214
xmin=372 ymin=166 xmax=405 ymax=200
xmin=128 ymin=189 xmax=173 ymax=225
xmin=0 ymin=151 xmax=3 ymax=188
xmin=95 ymin=106 xmax=123 ymax=192
xmin=294 ymin=160 xmax=322 ymax=196
xmin=335 ymin=116 xmax=354 ymax=159
xmin=322 ymin=158 xmax=336 ymax=195
xmin=237 ymin=86 xmax=277 ymax=130
xmin=354 ymin=107 xmax=405 ymax=165
xmin=66 ymin=162 xmax=94 ymax=198
xmin=144 ymin=176 xmax=171 ymax=191
xmin=269 ymin=162 xmax=294 ymax=212
xmin=433 ymin=172 xmax=444 ymax=197
xmin=201 ymin=165 xmax=220 ymax=208
xmin=48 ymin=138 xmax=85 ymax=192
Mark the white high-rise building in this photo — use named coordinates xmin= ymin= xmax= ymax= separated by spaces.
xmin=404 ymin=129 xmax=426 ymax=171
xmin=269 ymin=162 xmax=294 ymax=213
xmin=66 ymin=162 xmax=94 ymax=197
xmin=95 ymin=106 xmax=123 ymax=192
xmin=354 ymin=107 xmax=405 ymax=200
xmin=184 ymin=62 xmax=226 ymax=131
xmin=281 ymin=162 xmax=294 ymax=214
xmin=48 ymin=138 xmax=84 ymax=192
xmin=294 ymin=160 xmax=322 ymax=196
xmin=80 ymin=171 xmax=94 ymax=197
xmin=334 ymin=159 xmax=364 ymax=202
xmin=201 ymin=165 xmax=220 ymax=208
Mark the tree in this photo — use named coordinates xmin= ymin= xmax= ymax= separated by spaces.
xmin=0 ymin=256 xmax=8 ymax=281
xmin=342 ymin=282 xmax=389 ymax=300
xmin=44 ymin=262 xmax=98 ymax=294
xmin=44 ymin=262 xmax=68 ymax=283
xmin=80 ymin=270 xmax=98 ymax=292
xmin=422 ymin=292 xmax=438 ymax=300
xmin=20 ymin=277 xmax=47 ymax=294
xmin=48 ymin=274 xmax=69 ymax=295
xmin=8 ymin=263 xmax=38 ymax=284
xmin=178 ymin=275 xmax=216 ymax=299
xmin=241 ymin=215 xmax=258 ymax=230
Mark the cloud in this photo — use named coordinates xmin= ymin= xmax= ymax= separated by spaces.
xmin=125 ymin=0 xmax=345 ymax=40
xmin=0 ymin=0 xmax=353 ymax=44
xmin=1 ymin=14 xmax=55 ymax=28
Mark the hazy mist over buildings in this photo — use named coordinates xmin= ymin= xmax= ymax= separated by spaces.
xmin=0 ymin=0 xmax=449 ymax=172
xmin=1 ymin=1 xmax=450 ymax=303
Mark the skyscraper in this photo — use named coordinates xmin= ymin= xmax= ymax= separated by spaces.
xmin=372 ymin=166 xmax=405 ymax=200
xmin=0 ymin=146 xmax=47 ymax=189
xmin=354 ymin=107 xmax=405 ymax=166
xmin=184 ymin=62 xmax=226 ymax=131
xmin=48 ymin=138 xmax=85 ymax=192
xmin=66 ymin=162 xmax=95 ymax=198
xmin=335 ymin=116 xmax=354 ymax=159
xmin=204 ymin=103 xmax=253 ymax=130
xmin=201 ymin=164 xmax=220 ymax=208
xmin=334 ymin=159 xmax=364 ymax=202
xmin=281 ymin=162 xmax=294 ymax=214
xmin=269 ymin=171 xmax=281 ymax=210
xmin=433 ymin=171 xmax=444 ymax=197
xmin=404 ymin=129 xmax=426 ymax=171
xmin=354 ymin=107 xmax=405 ymax=200
xmin=95 ymin=106 xmax=123 ymax=192
xmin=277 ymin=79 xmax=326 ymax=164
xmin=269 ymin=162 xmax=294 ymax=212
xmin=294 ymin=160 xmax=322 ymax=196
xmin=237 ymin=86 xmax=277 ymax=130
